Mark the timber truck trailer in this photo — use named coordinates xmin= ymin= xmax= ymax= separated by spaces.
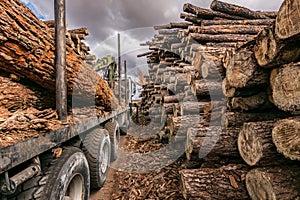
xmin=0 ymin=0 xmax=130 ymax=199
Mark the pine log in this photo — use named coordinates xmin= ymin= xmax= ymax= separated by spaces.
xmin=0 ymin=73 xmax=55 ymax=111
xmin=272 ymin=117 xmax=300 ymax=160
xmin=163 ymin=94 xmax=184 ymax=104
xmin=230 ymin=92 xmax=274 ymax=111
xmin=222 ymin=78 xmax=263 ymax=98
xmin=254 ymin=26 xmax=300 ymax=68
xmin=169 ymin=115 xmax=204 ymax=136
xmin=0 ymin=0 xmax=116 ymax=111
xmin=180 ymin=164 xmax=250 ymax=200
xmin=186 ymin=126 xmax=241 ymax=160
xmin=201 ymin=19 xmax=274 ymax=26
xmin=210 ymin=0 xmax=270 ymax=19
xmin=275 ymin=0 xmax=300 ymax=40
xmin=223 ymin=112 xmax=290 ymax=128
xmin=246 ymin=166 xmax=300 ymax=200
xmin=189 ymin=33 xmax=255 ymax=43
xmin=225 ymin=45 xmax=270 ymax=88
xmin=192 ymin=80 xmax=223 ymax=97
xmin=183 ymin=3 xmax=245 ymax=20
xmin=237 ymin=121 xmax=284 ymax=166
xmin=180 ymin=101 xmax=212 ymax=116
xmin=175 ymin=73 xmax=189 ymax=86
xmin=180 ymin=13 xmax=202 ymax=25
xmin=272 ymin=63 xmax=300 ymax=113
xmin=153 ymin=22 xmax=192 ymax=30
xmin=188 ymin=25 xmax=265 ymax=35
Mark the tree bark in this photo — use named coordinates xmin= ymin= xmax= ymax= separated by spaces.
xmin=246 ymin=166 xmax=300 ymax=200
xmin=272 ymin=62 xmax=300 ymax=113
xmin=225 ymin=45 xmax=270 ymax=88
xmin=189 ymin=33 xmax=255 ymax=43
xmin=272 ymin=117 xmax=300 ymax=161
xmin=210 ymin=0 xmax=270 ymax=19
xmin=163 ymin=94 xmax=184 ymax=103
xmin=192 ymin=80 xmax=223 ymax=97
xmin=201 ymin=19 xmax=274 ymax=26
xmin=254 ymin=26 xmax=300 ymax=68
xmin=222 ymin=78 xmax=263 ymax=98
xmin=186 ymin=126 xmax=241 ymax=160
xmin=153 ymin=22 xmax=192 ymax=30
xmin=180 ymin=13 xmax=202 ymax=25
xmin=169 ymin=115 xmax=205 ymax=136
xmin=180 ymin=164 xmax=250 ymax=200
xmin=188 ymin=25 xmax=265 ymax=35
xmin=237 ymin=121 xmax=283 ymax=166
xmin=0 ymin=0 xmax=116 ymax=111
xmin=223 ymin=112 xmax=290 ymax=128
xmin=230 ymin=92 xmax=274 ymax=111
xmin=275 ymin=0 xmax=300 ymax=40
xmin=183 ymin=3 xmax=245 ymax=20
xmin=180 ymin=101 xmax=212 ymax=116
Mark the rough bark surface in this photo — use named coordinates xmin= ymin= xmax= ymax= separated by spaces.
xmin=0 ymin=0 xmax=116 ymax=111
xmin=180 ymin=164 xmax=250 ymax=200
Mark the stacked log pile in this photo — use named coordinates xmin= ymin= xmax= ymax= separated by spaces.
xmin=138 ymin=0 xmax=300 ymax=199
xmin=0 ymin=0 xmax=117 ymax=148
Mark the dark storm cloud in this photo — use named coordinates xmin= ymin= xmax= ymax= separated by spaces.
xmin=24 ymin=0 xmax=283 ymax=74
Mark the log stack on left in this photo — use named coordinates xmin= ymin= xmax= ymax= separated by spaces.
xmin=0 ymin=0 xmax=117 ymax=148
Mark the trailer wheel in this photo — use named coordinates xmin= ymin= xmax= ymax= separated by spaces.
xmin=33 ymin=147 xmax=90 ymax=200
xmin=105 ymin=119 xmax=120 ymax=161
xmin=82 ymin=128 xmax=111 ymax=189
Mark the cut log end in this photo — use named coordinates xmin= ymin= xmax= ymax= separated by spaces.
xmin=272 ymin=63 xmax=300 ymax=113
xmin=272 ymin=117 xmax=300 ymax=161
xmin=246 ymin=169 xmax=276 ymax=200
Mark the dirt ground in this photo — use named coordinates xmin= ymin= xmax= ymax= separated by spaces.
xmin=89 ymin=122 xmax=198 ymax=200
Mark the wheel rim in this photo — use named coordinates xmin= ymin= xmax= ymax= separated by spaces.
xmin=64 ymin=174 xmax=84 ymax=200
xmin=100 ymin=142 xmax=109 ymax=174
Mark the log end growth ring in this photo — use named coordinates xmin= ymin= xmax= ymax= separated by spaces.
xmin=246 ymin=169 xmax=276 ymax=200
xmin=238 ymin=127 xmax=262 ymax=166
xmin=272 ymin=118 xmax=300 ymax=161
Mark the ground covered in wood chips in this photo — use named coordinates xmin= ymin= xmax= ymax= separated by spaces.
xmin=90 ymin=119 xmax=200 ymax=200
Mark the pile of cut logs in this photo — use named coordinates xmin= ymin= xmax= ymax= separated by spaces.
xmin=0 ymin=0 xmax=117 ymax=148
xmin=138 ymin=0 xmax=300 ymax=199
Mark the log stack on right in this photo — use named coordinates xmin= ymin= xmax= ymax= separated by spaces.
xmin=137 ymin=0 xmax=300 ymax=199
xmin=221 ymin=0 xmax=300 ymax=199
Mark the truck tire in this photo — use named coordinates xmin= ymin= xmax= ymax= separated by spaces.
xmin=82 ymin=128 xmax=111 ymax=189
xmin=21 ymin=147 xmax=90 ymax=200
xmin=104 ymin=119 xmax=120 ymax=161
xmin=119 ymin=111 xmax=131 ymax=135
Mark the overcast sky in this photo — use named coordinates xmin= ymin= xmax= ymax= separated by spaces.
xmin=23 ymin=0 xmax=283 ymax=75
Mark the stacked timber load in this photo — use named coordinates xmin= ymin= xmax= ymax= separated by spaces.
xmin=138 ymin=0 xmax=300 ymax=199
xmin=0 ymin=0 xmax=117 ymax=148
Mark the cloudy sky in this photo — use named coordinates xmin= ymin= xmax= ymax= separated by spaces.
xmin=22 ymin=0 xmax=283 ymax=75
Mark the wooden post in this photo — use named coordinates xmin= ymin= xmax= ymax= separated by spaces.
xmin=124 ymin=60 xmax=128 ymax=104
xmin=55 ymin=0 xmax=67 ymax=122
xmin=118 ymin=33 xmax=121 ymax=104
